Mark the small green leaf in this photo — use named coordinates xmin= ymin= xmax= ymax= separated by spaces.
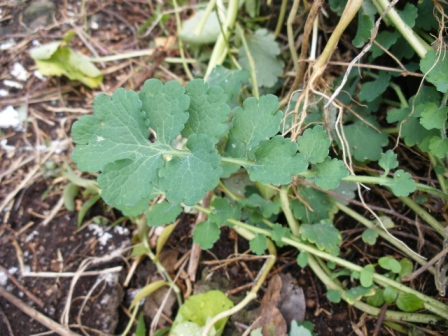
xmin=270 ymin=224 xmax=291 ymax=247
xmin=420 ymin=49 xmax=448 ymax=93
xmin=418 ymin=103 xmax=448 ymax=130
xmin=327 ymin=289 xmax=341 ymax=303
xmin=250 ymin=233 xmax=267 ymax=255
xmin=342 ymin=121 xmax=388 ymax=161
xmin=383 ymin=169 xmax=416 ymax=197
xmin=239 ymin=29 xmax=284 ymax=88
xmin=62 ymin=183 xmax=79 ymax=211
xmin=398 ymin=3 xmax=418 ymax=28
xmin=207 ymin=66 xmax=249 ymax=106
xmin=289 ymin=322 xmax=314 ymax=336
xmin=378 ymin=150 xmax=399 ymax=176
xmin=209 ymin=198 xmax=241 ymax=227
xmin=182 ymin=79 xmax=230 ymax=140
xmin=245 ymin=0 xmax=260 ymax=18
xmin=367 ymin=289 xmax=384 ymax=307
xmin=136 ymin=314 xmax=147 ymax=336
xmin=246 ymin=136 xmax=308 ymax=185
xmin=299 ymin=220 xmax=341 ymax=254
xmin=362 ymin=229 xmax=378 ymax=245
xmin=345 ymin=286 xmax=376 ymax=304
xmin=383 ymin=286 xmax=398 ymax=304
xmin=250 ymin=328 xmax=263 ymax=336
xmin=352 ymin=11 xmax=374 ymax=48
xmin=416 ymin=0 xmax=438 ymax=30
xmin=226 ymin=95 xmax=282 ymax=158
xmin=297 ymin=125 xmax=331 ymax=164
xmin=171 ymin=290 xmax=234 ymax=335
xmin=241 ymin=193 xmax=281 ymax=218
xmin=360 ymin=264 xmax=375 ymax=288
xmin=30 ymin=32 xmax=103 ymax=88
xmin=159 ymin=134 xmax=222 ymax=205
xmin=378 ymin=256 xmax=402 ymax=274
xmin=309 ymin=157 xmax=349 ymax=190
xmin=139 ymin=79 xmax=190 ymax=145
xmin=399 ymin=258 xmax=414 ymax=278
xmin=146 ymin=202 xmax=182 ymax=227
xmin=193 ymin=220 xmax=220 ymax=250
xmin=359 ymin=72 xmax=391 ymax=102
xmin=290 ymin=186 xmax=337 ymax=224
xmin=429 ymin=137 xmax=448 ymax=159
xmin=297 ymin=252 xmax=309 ymax=268
xmin=396 ymin=293 xmax=424 ymax=312
xmin=370 ymin=31 xmax=400 ymax=58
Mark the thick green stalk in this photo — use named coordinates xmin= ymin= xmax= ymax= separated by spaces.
xmin=205 ymin=0 xmax=239 ymax=78
xmin=429 ymin=153 xmax=447 ymax=195
xmin=279 ymin=186 xmax=300 ymax=236
xmin=373 ymin=0 xmax=431 ymax=58
xmin=313 ymin=0 xmax=363 ymax=71
xmin=399 ymin=196 xmax=446 ymax=237
xmin=194 ymin=0 xmax=218 ymax=36
xmin=307 ymin=255 xmax=442 ymax=324
xmin=172 ymin=0 xmax=194 ymax=80
xmin=334 ymin=200 xmax=433 ymax=272
xmin=236 ymin=23 xmax=259 ymax=98
xmin=274 ymin=0 xmax=288 ymax=38
xmin=225 ymin=217 xmax=448 ymax=320
xmin=281 ymin=236 xmax=448 ymax=319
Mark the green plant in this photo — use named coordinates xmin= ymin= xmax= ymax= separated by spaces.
xmin=71 ymin=0 xmax=448 ymax=333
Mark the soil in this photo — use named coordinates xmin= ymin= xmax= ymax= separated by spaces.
xmin=0 ymin=1 xmax=447 ymax=336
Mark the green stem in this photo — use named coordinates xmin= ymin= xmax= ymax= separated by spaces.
xmin=194 ymin=0 xmax=218 ymax=36
xmin=201 ymin=255 xmax=276 ymax=336
xmin=333 ymin=200 xmax=433 ymax=273
xmin=399 ymin=196 xmax=446 ymax=237
xmin=89 ymin=49 xmax=155 ymax=63
xmin=286 ymin=0 xmax=301 ymax=71
xmin=307 ymin=255 xmax=442 ymax=324
xmin=205 ymin=0 xmax=239 ymax=78
xmin=274 ymin=0 xmax=288 ymax=38
xmin=282 ymin=236 xmax=448 ymax=319
xmin=313 ymin=0 xmax=363 ymax=71
xmin=221 ymin=156 xmax=251 ymax=167
xmin=137 ymin=217 xmax=183 ymax=306
xmin=172 ymin=0 xmax=194 ymax=80
xmin=279 ymin=186 xmax=300 ymax=236
xmin=224 ymin=217 xmax=448 ymax=319
xmin=429 ymin=153 xmax=447 ymax=194
xmin=236 ymin=23 xmax=259 ymax=98
xmin=338 ymin=174 xmax=448 ymax=201
xmin=373 ymin=0 xmax=431 ymax=58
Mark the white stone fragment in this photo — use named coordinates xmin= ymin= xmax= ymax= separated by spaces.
xmin=3 ymin=79 xmax=23 ymax=89
xmin=0 ymin=105 xmax=20 ymax=128
xmin=11 ymin=62 xmax=27 ymax=81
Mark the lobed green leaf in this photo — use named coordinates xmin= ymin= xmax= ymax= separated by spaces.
xmin=297 ymin=125 xmax=331 ymax=164
xmin=182 ymin=79 xmax=230 ymax=141
xmin=159 ymin=134 xmax=222 ymax=205
xmin=245 ymin=136 xmax=308 ymax=185
xmin=299 ymin=220 xmax=341 ymax=254
xmin=378 ymin=150 xmax=399 ymax=176
xmin=309 ymin=157 xmax=349 ymax=190
xmin=250 ymin=233 xmax=267 ymax=255
xmin=193 ymin=220 xmax=220 ymax=250
xmin=146 ymin=202 xmax=182 ymax=227
xmin=226 ymin=94 xmax=282 ymax=158
xmin=239 ymin=29 xmax=283 ymax=88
